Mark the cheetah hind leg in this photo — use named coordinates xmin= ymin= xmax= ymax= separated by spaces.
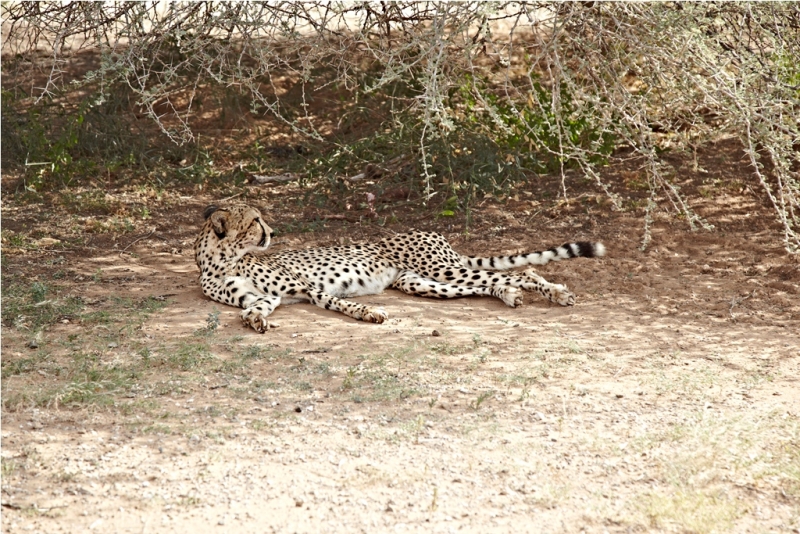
xmin=495 ymin=286 xmax=524 ymax=307
xmin=391 ymin=271 xmax=522 ymax=308
xmin=521 ymin=270 xmax=575 ymax=306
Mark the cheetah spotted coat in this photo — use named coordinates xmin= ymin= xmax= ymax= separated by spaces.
xmin=194 ymin=205 xmax=606 ymax=332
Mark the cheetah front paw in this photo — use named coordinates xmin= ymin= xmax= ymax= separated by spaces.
xmin=549 ymin=285 xmax=575 ymax=306
xmin=362 ymin=307 xmax=388 ymax=324
xmin=241 ymin=308 xmax=277 ymax=333
xmin=498 ymin=287 xmax=523 ymax=308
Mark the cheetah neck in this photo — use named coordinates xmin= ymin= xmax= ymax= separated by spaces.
xmin=196 ymin=243 xmax=246 ymax=278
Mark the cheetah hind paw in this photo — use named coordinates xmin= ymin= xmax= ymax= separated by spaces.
xmin=241 ymin=308 xmax=278 ymax=333
xmin=549 ymin=284 xmax=576 ymax=306
xmin=499 ymin=287 xmax=524 ymax=308
xmin=363 ymin=307 xmax=388 ymax=324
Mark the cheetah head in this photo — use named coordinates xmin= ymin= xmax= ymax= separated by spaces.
xmin=194 ymin=205 xmax=273 ymax=271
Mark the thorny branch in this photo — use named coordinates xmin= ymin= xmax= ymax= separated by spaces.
xmin=3 ymin=2 xmax=799 ymax=252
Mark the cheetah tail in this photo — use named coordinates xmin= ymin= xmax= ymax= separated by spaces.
xmin=463 ymin=242 xmax=606 ymax=270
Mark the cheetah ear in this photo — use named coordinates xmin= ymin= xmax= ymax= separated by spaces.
xmin=208 ymin=209 xmax=228 ymax=239
xmin=203 ymin=205 xmax=219 ymax=220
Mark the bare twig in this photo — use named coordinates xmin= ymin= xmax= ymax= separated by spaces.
xmin=729 ymin=292 xmax=754 ymax=322
xmin=219 ymin=191 xmax=246 ymax=202
xmin=119 ymin=228 xmax=157 ymax=256
xmin=248 ymin=174 xmax=298 ymax=185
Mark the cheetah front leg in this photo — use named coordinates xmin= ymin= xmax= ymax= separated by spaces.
xmin=240 ymin=295 xmax=282 ymax=333
xmin=391 ymin=271 xmax=523 ymax=307
xmin=302 ymin=288 xmax=388 ymax=324
xmin=201 ymin=275 xmax=282 ymax=333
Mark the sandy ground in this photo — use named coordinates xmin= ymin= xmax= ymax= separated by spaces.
xmin=2 ymin=143 xmax=800 ymax=532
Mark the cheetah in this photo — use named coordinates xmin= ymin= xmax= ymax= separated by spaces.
xmin=194 ymin=205 xmax=606 ymax=333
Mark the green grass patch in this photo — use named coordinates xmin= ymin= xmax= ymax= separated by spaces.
xmin=168 ymin=342 xmax=213 ymax=371
xmin=1 ymin=278 xmax=84 ymax=329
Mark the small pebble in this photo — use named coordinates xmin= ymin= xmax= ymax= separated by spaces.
xmin=108 ymin=342 xmax=118 ymax=348
xmin=431 ymin=330 xmax=441 ymax=337
xmin=295 ymin=406 xmax=302 ymax=413
xmin=28 ymin=340 xmax=38 ymax=349
xmin=295 ymin=498 xmax=304 ymax=507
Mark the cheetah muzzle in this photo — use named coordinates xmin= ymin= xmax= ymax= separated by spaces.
xmin=194 ymin=205 xmax=606 ymax=333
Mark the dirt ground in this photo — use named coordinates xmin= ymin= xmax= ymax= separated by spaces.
xmin=2 ymin=139 xmax=799 ymax=533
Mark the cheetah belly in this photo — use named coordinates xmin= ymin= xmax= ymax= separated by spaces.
xmin=272 ymin=247 xmax=400 ymax=299
xmin=305 ymin=263 xmax=399 ymax=298
xmin=336 ymin=266 xmax=400 ymax=298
